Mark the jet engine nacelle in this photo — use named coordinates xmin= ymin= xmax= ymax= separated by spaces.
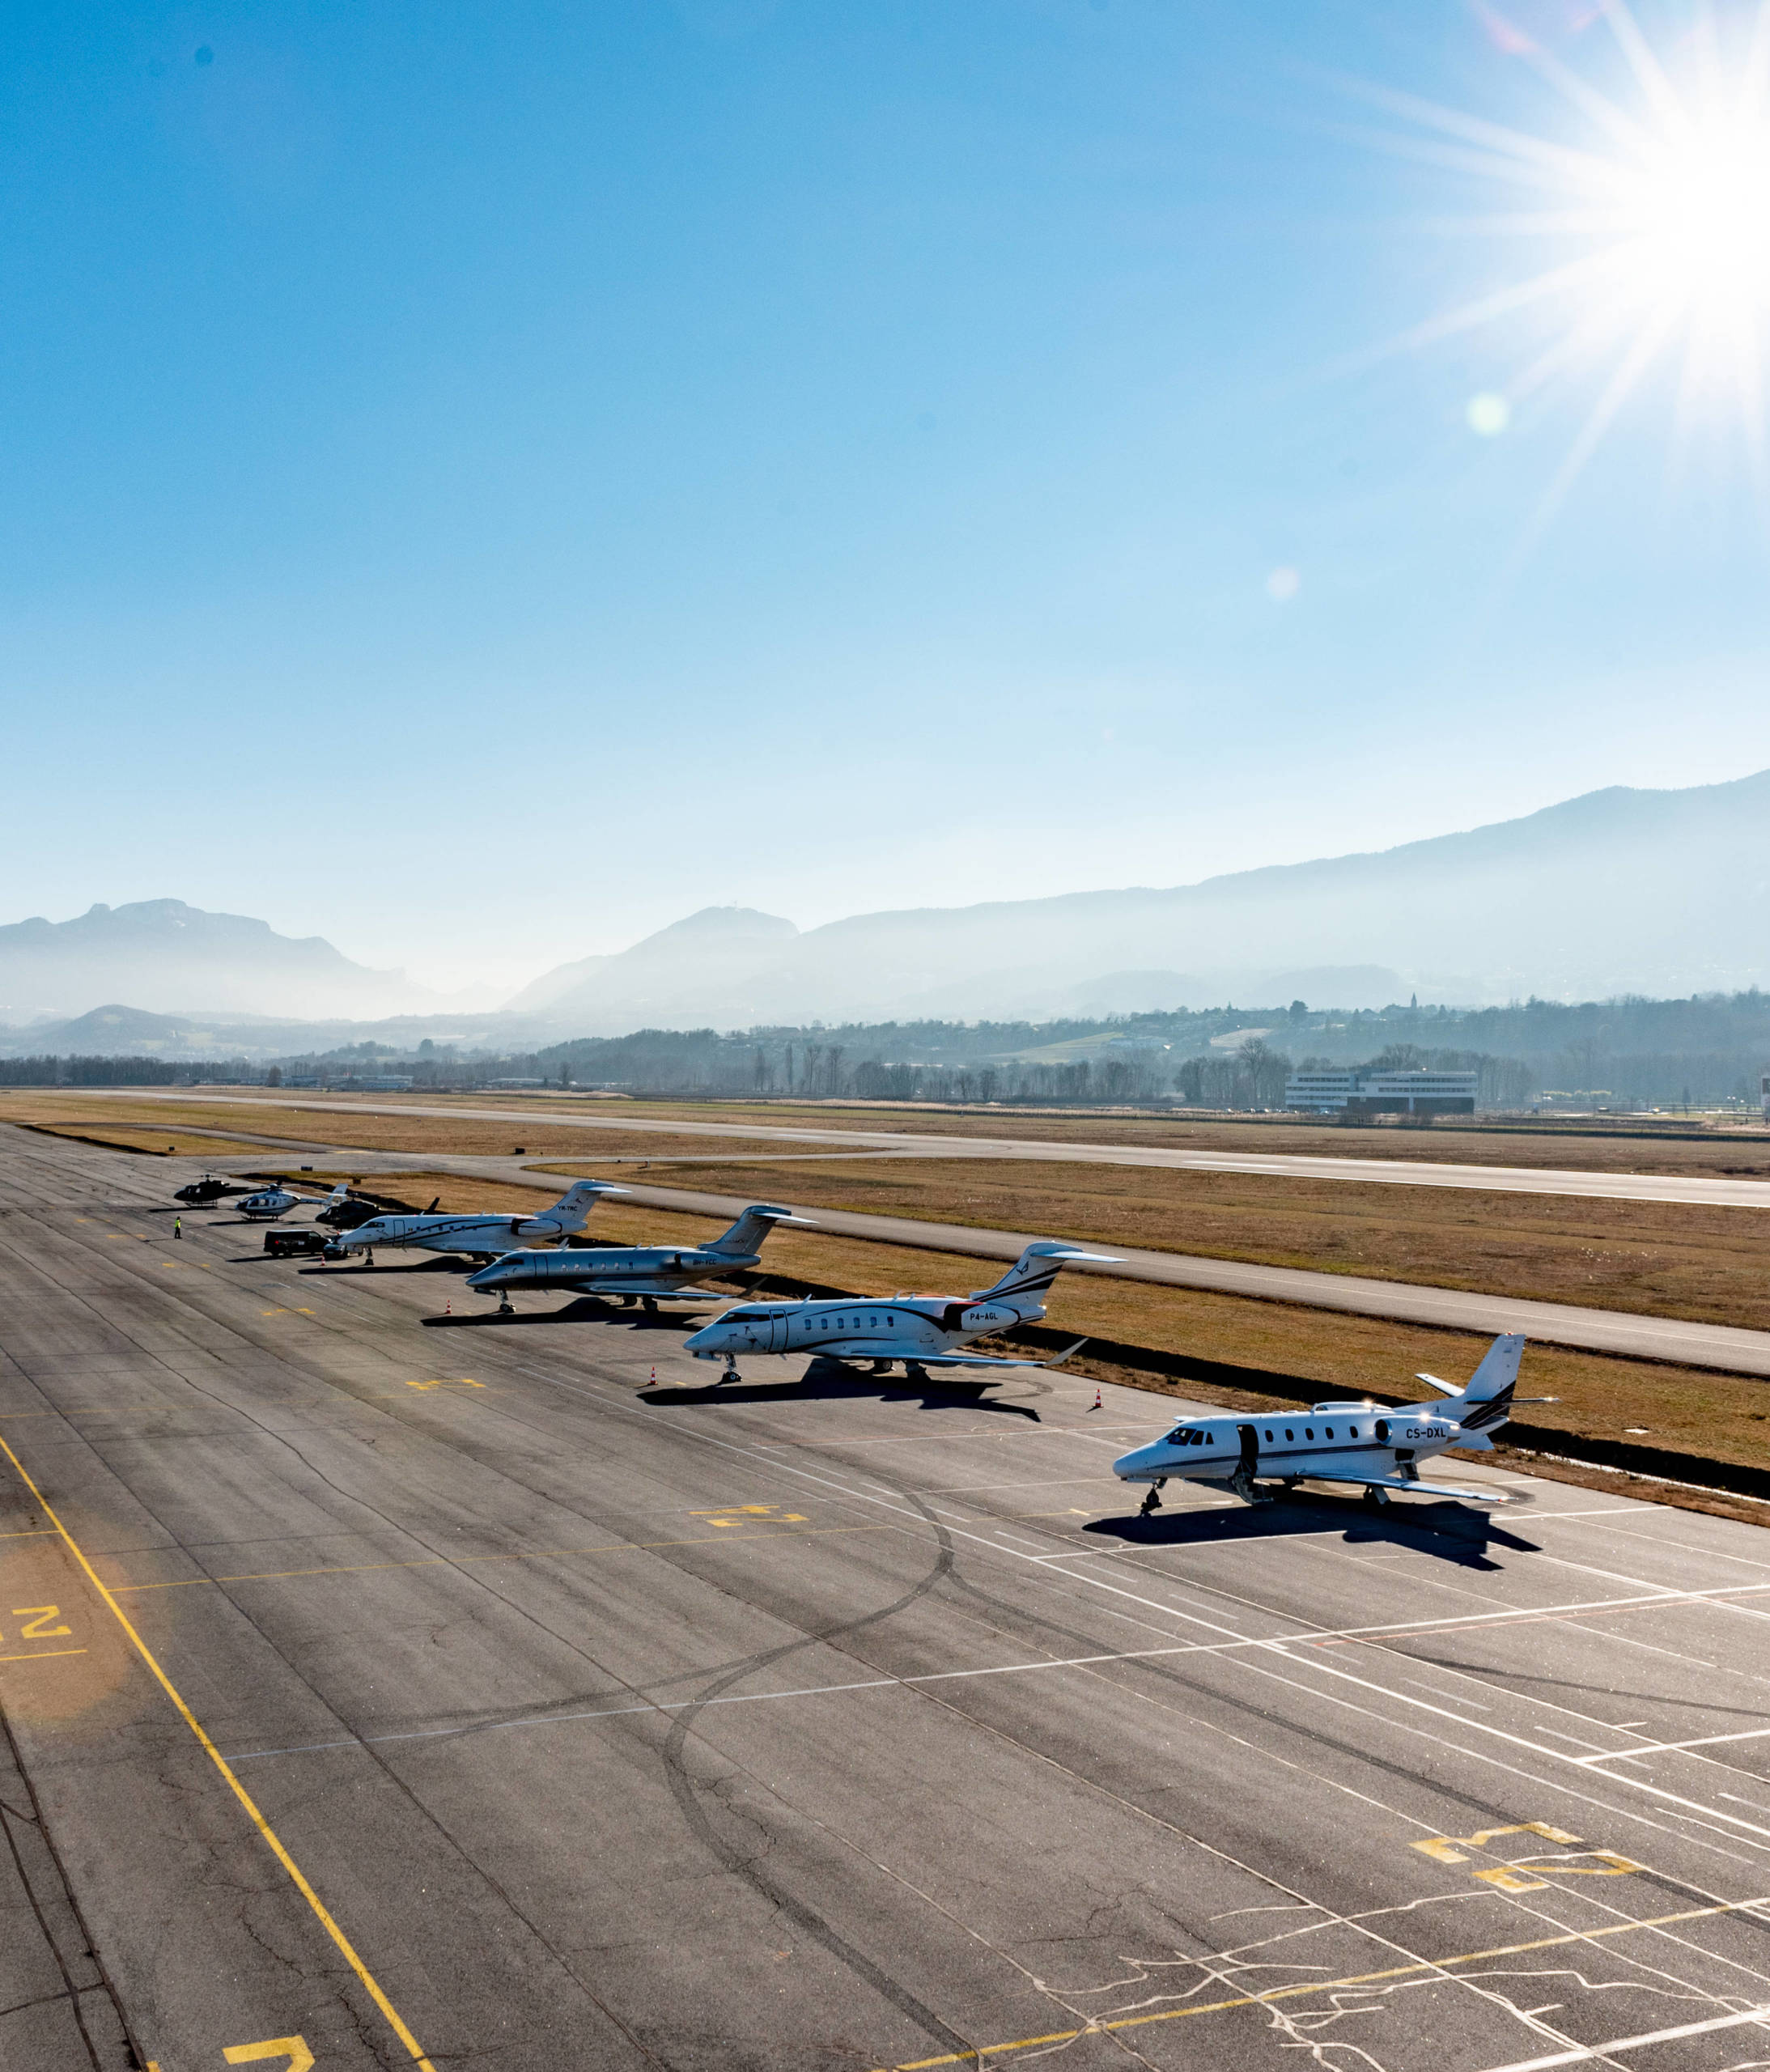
xmin=955 ymin=1301 xmax=1017 ymax=1335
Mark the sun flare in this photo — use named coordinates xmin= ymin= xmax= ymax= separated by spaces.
xmin=1365 ymin=2 xmax=1770 ymax=522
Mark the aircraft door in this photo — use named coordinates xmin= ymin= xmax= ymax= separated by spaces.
xmin=769 ymin=1313 xmax=790 ymax=1352
xmin=1237 ymin=1424 xmax=1259 ymax=1475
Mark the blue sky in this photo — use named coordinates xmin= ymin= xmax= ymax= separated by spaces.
xmin=4 ymin=1 xmax=1768 ymax=996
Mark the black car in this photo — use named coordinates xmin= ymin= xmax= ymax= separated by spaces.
xmin=263 ymin=1227 xmax=329 ymax=1258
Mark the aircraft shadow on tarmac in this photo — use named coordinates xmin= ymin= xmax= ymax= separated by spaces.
xmin=420 ymin=1297 xmax=699 ymax=1331
xmin=640 ymin=1357 xmax=1042 ymax=1420
xmin=301 ymin=1256 xmax=469 ymax=1278
xmin=1084 ymin=1492 xmax=1540 ymax=1570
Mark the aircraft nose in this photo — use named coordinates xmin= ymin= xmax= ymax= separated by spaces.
xmin=1111 ymin=1443 xmax=1158 ymax=1481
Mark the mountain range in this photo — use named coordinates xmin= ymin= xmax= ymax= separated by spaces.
xmin=5 ymin=771 xmax=1769 ymax=1048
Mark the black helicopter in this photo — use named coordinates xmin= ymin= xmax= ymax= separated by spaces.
xmin=173 ymin=1174 xmax=254 ymax=1208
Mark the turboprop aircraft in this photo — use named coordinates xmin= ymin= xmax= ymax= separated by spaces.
xmin=681 ymin=1240 xmax=1117 ymax=1382
xmin=331 ymin=1180 xmax=625 ymax=1265
xmin=1111 ymin=1333 xmax=1549 ymax=1512
xmin=463 ymin=1204 xmax=815 ymax=1314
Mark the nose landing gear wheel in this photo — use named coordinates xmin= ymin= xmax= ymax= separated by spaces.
xmin=1139 ymin=1480 xmax=1164 ymax=1516
xmin=497 ymin=1296 xmax=513 ymax=1316
xmin=719 ymin=1354 xmax=741 ymax=1385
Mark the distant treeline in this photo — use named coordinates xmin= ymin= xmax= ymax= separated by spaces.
xmin=21 ymin=990 xmax=1769 ymax=1109
xmin=0 ymin=1055 xmax=254 ymax=1086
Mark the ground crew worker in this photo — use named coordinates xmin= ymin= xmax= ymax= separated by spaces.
xmin=173 ymin=1216 xmax=182 ymax=1240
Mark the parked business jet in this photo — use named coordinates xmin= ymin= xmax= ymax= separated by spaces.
xmin=681 ymin=1240 xmax=1116 ymax=1381
xmin=463 ymin=1204 xmax=814 ymax=1314
xmin=332 ymin=1180 xmax=625 ymax=1265
xmin=1112 ymin=1333 xmax=1542 ymax=1511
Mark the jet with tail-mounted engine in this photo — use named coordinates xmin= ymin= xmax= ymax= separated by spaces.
xmin=332 ymin=1180 xmax=625 ymax=1265
xmin=464 ymin=1203 xmax=814 ymax=1314
xmin=1112 ymin=1333 xmax=1551 ymax=1511
xmin=681 ymin=1240 xmax=1116 ymax=1382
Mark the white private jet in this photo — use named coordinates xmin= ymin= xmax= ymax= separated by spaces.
xmin=332 ymin=1180 xmax=625 ymax=1266
xmin=462 ymin=1204 xmax=815 ymax=1314
xmin=681 ymin=1240 xmax=1116 ymax=1382
xmin=1112 ymin=1333 xmax=1547 ymax=1512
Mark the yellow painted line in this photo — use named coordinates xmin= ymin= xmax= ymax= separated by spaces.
xmin=864 ymin=1896 xmax=1770 ymax=2070
xmin=0 ymin=1527 xmax=58 ymax=1539
xmin=110 ymin=1520 xmax=902 ymax=1594
xmin=0 ymin=1431 xmax=437 ymax=2072
xmin=0 ymin=1647 xmax=87 ymax=1666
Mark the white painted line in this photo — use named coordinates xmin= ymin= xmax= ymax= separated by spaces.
xmin=1578 ymin=1725 xmax=1770 ymax=1763
xmin=1479 ymin=2002 xmax=1770 ymax=2070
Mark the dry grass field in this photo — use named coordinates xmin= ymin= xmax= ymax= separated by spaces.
xmin=10 ymin=1093 xmax=1768 ymax=1330
xmin=534 ymin=1152 xmax=1770 ymax=1331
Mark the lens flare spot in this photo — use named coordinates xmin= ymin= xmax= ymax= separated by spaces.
xmin=1467 ymin=391 xmax=1511 ymax=436
xmin=1265 ymin=565 xmax=1301 ymax=603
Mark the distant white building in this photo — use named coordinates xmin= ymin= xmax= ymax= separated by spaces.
xmin=1286 ymin=1068 xmax=1478 ymax=1117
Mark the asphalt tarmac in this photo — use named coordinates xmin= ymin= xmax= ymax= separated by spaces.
xmin=6 ymin=1128 xmax=1770 ymax=2072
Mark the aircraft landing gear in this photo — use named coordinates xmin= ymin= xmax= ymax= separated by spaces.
xmin=719 ymin=1353 xmax=741 ymax=1385
xmin=497 ymin=1295 xmax=514 ymax=1317
xmin=642 ymin=1297 xmax=656 ymax=1314
xmin=1139 ymin=1479 xmax=1165 ymax=1516
xmin=365 ymin=1248 xmax=375 ymax=1267
xmin=1229 ymin=1465 xmax=1258 ymax=1505
xmin=906 ymin=1362 xmax=928 ymax=1383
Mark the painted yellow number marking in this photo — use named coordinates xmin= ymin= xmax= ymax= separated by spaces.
xmin=261 ymin=1308 xmax=316 ymax=1318
xmin=1412 ymin=1822 xmax=1640 ymax=1892
xmin=692 ymin=1504 xmax=809 ymax=1528
xmin=13 ymin=1606 xmax=71 ymax=1639
xmin=224 ymin=2040 xmax=315 ymax=2072
xmin=406 ymin=1378 xmax=485 ymax=1391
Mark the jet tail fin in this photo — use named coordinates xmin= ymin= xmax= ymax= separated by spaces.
xmin=536 ymin=1179 xmax=630 ymax=1231
xmin=974 ymin=1242 xmax=1119 ymax=1306
xmin=1449 ymin=1332 xmax=1526 ymax=1434
xmin=706 ymin=1204 xmax=815 ymax=1257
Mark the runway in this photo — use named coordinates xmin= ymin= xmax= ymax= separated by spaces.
xmin=6 ymin=1129 xmax=1770 ymax=2070
xmin=80 ymin=1086 xmax=1770 ymax=1209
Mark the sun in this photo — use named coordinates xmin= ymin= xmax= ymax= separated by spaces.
xmin=1356 ymin=2 xmax=1770 ymax=523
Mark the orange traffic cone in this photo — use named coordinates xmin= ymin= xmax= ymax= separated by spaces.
xmin=1089 ymin=1386 xmax=1102 ymax=1412
xmin=445 ymin=1299 xmax=452 ymax=1315
xmin=650 ymin=1365 xmax=657 ymax=1385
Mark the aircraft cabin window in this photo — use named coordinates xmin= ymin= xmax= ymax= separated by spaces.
xmin=1264 ymin=1430 xmax=1274 ymax=1441
xmin=1349 ymin=1424 xmax=1359 ymax=1437
xmin=1305 ymin=1428 xmax=1314 ymax=1439
xmin=1325 ymin=1426 xmax=1334 ymax=1438
xmin=1284 ymin=1429 xmax=1294 ymax=1441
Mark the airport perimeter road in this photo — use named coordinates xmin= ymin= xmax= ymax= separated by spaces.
xmin=83 ymin=1087 xmax=1770 ymax=1208
xmin=7 ymin=1128 xmax=1770 ymax=2072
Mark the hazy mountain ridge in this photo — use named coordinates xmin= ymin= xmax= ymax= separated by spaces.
xmin=6 ymin=771 xmax=1769 ymax=1044
xmin=0 ymin=899 xmax=440 ymax=1021
xmin=516 ymin=771 xmax=1770 ymax=1030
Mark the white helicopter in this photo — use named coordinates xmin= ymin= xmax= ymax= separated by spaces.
xmin=463 ymin=1204 xmax=815 ymax=1314
xmin=681 ymin=1240 xmax=1116 ymax=1382
xmin=236 ymin=1181 xmax=308 ymax=1221
xmin=331 ymin=1180 xmax=623 ymax=1266
xmin=1112 ymin=1333 xmax=1547 ymax=1512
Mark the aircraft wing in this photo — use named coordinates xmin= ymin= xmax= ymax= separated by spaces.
xmin=1297 ymin=1467 xmax=1513 ymax=1505
xmin=892 ymin=1339 xmax=1088 ymax=1371
xmin=578 ymin=1280 xmax=729 ymax=1300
